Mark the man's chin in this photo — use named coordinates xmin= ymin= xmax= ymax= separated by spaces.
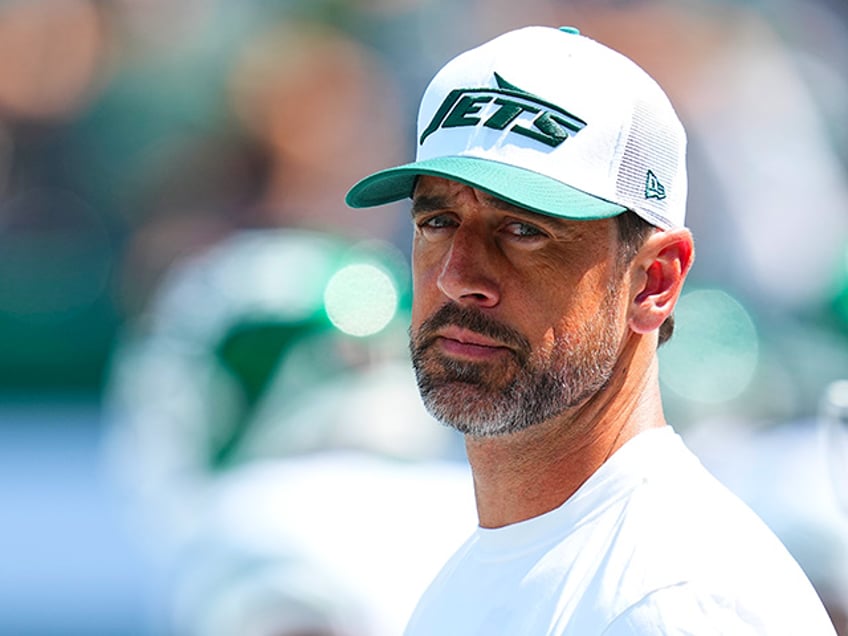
xmin=419 ymin=382 xmax=529 ymax=437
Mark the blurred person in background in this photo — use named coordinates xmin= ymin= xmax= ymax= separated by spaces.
xmin=346 ymin=24 xmax=836 ymax=634
xmin=106 ymin=228 xmax=475 ymax=636
xmin=104 ymin=14 xmax=476 ymax=636
xmin=0 ymin=0 xmax=118 ymax=390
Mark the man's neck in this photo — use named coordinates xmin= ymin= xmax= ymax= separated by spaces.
xmin=465 ymin=336 xmax=666 ymax=529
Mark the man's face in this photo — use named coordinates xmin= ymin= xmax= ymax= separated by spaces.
xmin=409 ymin=176 xmax=628 ymax=437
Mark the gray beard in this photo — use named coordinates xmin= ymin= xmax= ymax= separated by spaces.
xmin=409 ymin=295 xmax=622 ymax=438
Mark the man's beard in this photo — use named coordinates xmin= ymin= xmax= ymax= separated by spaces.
xmin=409 ymin=290 xmax=623 ymax=438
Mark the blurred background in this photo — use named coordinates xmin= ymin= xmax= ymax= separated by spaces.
xmin=1 ymin=0 xmax=847 ymax=634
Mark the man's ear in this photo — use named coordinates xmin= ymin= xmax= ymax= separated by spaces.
xmin=628 ymin=228 xmax=694 ymax=335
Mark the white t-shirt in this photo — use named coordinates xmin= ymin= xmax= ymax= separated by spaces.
xmin=405 ymin=427 xmax=836 ymax=635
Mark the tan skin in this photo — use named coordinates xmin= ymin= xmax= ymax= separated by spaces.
xmin=411 ymin=176 xmax=694 ymax=528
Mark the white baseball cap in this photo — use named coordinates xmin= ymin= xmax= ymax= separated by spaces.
xmin=346 ymin=25 xmax=688 ymax=229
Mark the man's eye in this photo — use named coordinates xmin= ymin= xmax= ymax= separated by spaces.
xmin=505 ymin=221 xmax=545 ymax=238
xmin=425 ymin=215 xmax=452 ymax=228
xmin=417 ymin=214 xmax=456 ymax=232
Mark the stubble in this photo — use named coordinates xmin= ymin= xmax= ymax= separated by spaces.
xmin=409 ymin=290 xmax=623 ymax=437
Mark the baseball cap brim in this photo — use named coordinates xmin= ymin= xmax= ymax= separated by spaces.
xmin=345 ymin=155 xmax=627 ymax=221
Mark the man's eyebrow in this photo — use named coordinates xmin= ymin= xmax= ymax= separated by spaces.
xmin=410 ymin=195 xmax=449 ymax=217
xmin=411 ymin=190 xmax=566 ymax=228
xmin=411 ymin=192 xmax=526 ymax=215
xmin=483 ymin=194 xmax=531 ymax=216
xmin=482 ymin=193 xmax=569 ymax=227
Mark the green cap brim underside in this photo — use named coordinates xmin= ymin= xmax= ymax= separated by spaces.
xmin=345 ymin=156 xmax=627 ymax=220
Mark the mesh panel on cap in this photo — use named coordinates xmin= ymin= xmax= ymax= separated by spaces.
xmin=616 ymin=98 xmax=681 ymax=228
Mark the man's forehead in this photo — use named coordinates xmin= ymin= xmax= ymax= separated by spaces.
xmin=412 ymin=176 xmax=540 ymax=218
xmin=412 ymin=175 xmax=480 ymax=199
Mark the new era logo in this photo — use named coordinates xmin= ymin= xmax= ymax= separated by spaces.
xmin=645 ymin=170 xmax=666 ymax=200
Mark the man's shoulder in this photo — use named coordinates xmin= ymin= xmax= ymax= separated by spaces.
xmin=584 ymin=430 xmax=834 ymax=633
xmin=596 ymin=580 xmax=837 ymax=636
xmin=607 ymin=429 xmax=801 ymax=580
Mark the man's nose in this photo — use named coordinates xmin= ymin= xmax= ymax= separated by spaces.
xmin=436 ymin=227 xmax=501 ymax=308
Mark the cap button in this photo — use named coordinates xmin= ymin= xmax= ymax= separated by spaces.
xmin=559 ymin=26 xmax=580 ymax=35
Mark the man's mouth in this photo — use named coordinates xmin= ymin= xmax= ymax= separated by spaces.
xmin=412 ymin=302 xmax=531 ymax=366
xmin=434 ymin=327 xmax=513 ymax=360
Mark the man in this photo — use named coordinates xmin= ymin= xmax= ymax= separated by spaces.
xmin=346 ymin=26 xmax=836 ymax=634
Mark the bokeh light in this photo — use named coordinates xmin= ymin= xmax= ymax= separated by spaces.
xmin=660 ymin=288 xmax=759 ymax=404
xmin=324 ymin=264 xmax=398 ymax=337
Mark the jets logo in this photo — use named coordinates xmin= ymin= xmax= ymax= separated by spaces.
xmin=420 ymin=73 xmax=587 ymax=148
xmin=644 ymin=170 xmax=667 ymax=200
